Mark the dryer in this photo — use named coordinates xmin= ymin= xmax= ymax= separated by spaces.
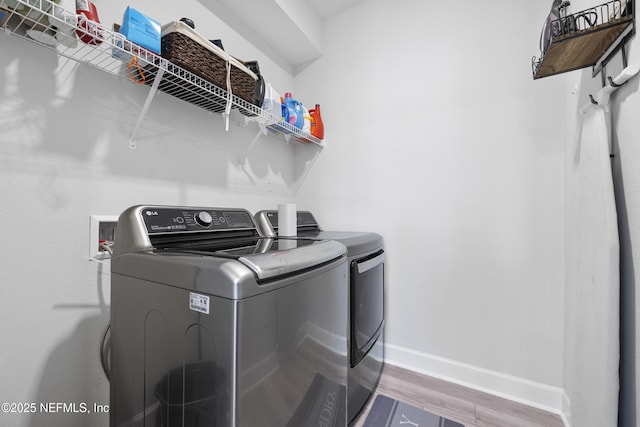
xmin=110 ymin=205 xmax=348 ymax=427
xmin=254 ymin=210 xmax=384 ymax=426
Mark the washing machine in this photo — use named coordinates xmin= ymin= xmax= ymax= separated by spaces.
xmin=254 ymin=210 xmax=384 ymax=426
xmin=110 ymin=205 xmax=349 ymax=427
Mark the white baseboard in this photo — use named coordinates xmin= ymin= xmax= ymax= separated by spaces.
xmin=385 ymin=343 xmax=567 ymax=421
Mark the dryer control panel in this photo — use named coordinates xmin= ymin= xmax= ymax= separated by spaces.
xmin=141 ymin=207 xmax=256 ymax=235
xmin=261 ymin=210 xmax=319 ymax=230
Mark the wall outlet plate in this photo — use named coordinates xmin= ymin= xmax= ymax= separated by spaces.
xmin=89 ymin=215 xmax=119 ymax=260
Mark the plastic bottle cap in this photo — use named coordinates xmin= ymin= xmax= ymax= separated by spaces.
xmin=285 ymin=92 xmax=292 ymax=98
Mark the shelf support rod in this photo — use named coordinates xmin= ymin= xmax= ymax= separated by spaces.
xmin=129 ymin=67 xmax=165 ymax=149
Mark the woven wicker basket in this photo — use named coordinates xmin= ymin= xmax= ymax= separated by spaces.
xmin=161 ymin=31 xmax=258 ymax=107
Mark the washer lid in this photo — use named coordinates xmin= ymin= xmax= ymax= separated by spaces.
xmin=168 ymin=238 xmax=346 ymax=280
xmin=237 ymin=239 xmax=345 ymax=280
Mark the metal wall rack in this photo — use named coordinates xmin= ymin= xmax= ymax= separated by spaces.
xmin=532 ymin=0 xmax=635 ymax=80
xmin=0 ymin=0 xmax=325 ymax=149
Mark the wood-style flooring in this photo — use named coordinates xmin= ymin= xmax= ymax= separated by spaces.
xmin=352 ymin=363 xmax=565 ymax=427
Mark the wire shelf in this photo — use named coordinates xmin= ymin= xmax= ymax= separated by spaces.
xmin=0 ymin=0 xmax=324 ymax=147
xmin=532 ymin=0 xmax=634 ymax=79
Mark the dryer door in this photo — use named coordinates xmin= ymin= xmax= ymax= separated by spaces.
xmin=350 ymin=250 xmax=385 ymax=367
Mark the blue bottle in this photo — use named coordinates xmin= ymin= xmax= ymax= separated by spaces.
xmin=280 ymin=96 xmax=289 ymax=124
xmin=284 ymin=92 xmax=304 ymax=129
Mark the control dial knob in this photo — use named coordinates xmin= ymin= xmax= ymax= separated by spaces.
xmin=195 ymin=211 xmax=213 ymax=227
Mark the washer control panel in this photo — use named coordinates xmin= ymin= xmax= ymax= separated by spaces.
xmin=264 ymin=210 xmax=318 ymax=228
xmin=141 ymin=207 xmax=255 ymax=234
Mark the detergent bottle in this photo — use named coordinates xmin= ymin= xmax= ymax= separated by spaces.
xmin=309 ymin=104 xmax=324 ymax=139
xmin=302 ymin=105 xmax=312 ymax=135
xmin=76 ymin=0 xmax=103 ymax=45
xmin=280 ymin=97 xmax=289 ymax=125
xmin=284 ymin=92 xmax=304 ymax=129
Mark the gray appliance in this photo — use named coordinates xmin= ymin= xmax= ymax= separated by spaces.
xmin=110 ymin=205 xmax=348 ymax=427
xmin=254 ymin=210 xmax=384 ymax=426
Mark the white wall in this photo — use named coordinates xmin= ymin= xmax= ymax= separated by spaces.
xmin=295 ymin=0 xmax=568 ymax=414
xmin=0 ymin=1 xmax=306 ymax=426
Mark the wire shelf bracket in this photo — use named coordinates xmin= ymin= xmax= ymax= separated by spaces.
xmin=129 ymin=67 xmax=165 ymax=149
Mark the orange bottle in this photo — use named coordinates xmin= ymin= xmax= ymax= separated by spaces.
xmin=309 ymin=104 xmax=324 ymax=140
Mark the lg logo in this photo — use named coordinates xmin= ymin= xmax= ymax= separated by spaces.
xmin=145 ymin=210 xmax=159 ymax=216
